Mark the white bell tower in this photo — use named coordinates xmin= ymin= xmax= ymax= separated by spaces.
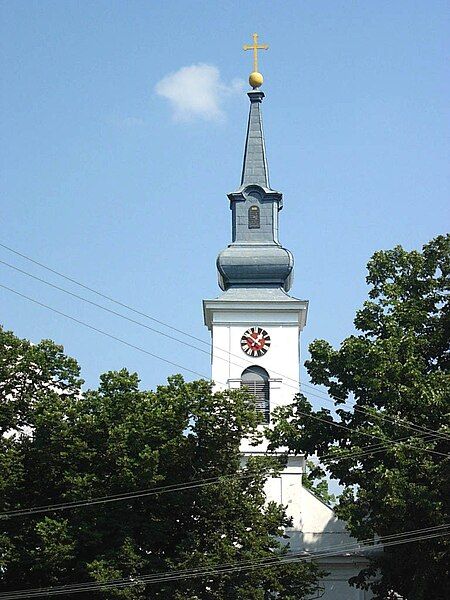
xmin=203 ymin=87 xmax=308 ymax=459
xmin=202 ymin=70 xmax=372 ymax=600
xmin=203 ymin=291 xmax=307 ymax=455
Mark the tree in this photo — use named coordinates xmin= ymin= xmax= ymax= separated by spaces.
xmin=302 ymin=461 xmax=335 ymax=507
xmin=269 ymin=234 xmax=450 ymax=599
xmin=0 ymin=326 xmax=322 ymax=599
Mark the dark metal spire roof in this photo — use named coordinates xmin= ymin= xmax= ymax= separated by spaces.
xmin=240 ymin=90 xmax=270 ymax=189
xmin=214 ymin=86 xmax=294 ymax=293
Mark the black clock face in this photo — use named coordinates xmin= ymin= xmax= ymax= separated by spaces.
xmin=240 ymin=327 xmax=271 ymax=357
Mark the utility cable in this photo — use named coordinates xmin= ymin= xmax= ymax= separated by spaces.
xmin=300 ymin=382 xmax=450 ymax=442
xmin=0 ymin=434 xmax=440 ymax=520
xmin=0 ymin=259 xmax=212 ymax=359
xmin=0 ymin=473 xmax=257 ymax=519
xmin=1 ymin=283 xmax=448 ymax=460
xmin=0 ymin=265 xmax=448 ymax=455
xmin=0 ymin=261 xmax=443 ymax=443
xmin=0 ymin=526 xmax=447 ymax=598
xmin=0 ymin=283 xmax=209 ymax=381
xmin=1 ymin=244 xmax=448 ymax=443
xmin=0 ymin=525 xmax=447 ymax=599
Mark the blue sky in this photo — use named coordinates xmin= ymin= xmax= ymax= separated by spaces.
xmin=1 ymin=1 xmax=449 ymax=402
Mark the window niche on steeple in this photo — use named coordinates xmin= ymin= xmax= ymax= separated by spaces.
xmin=248 ymin=205 xmax=260 ymax=229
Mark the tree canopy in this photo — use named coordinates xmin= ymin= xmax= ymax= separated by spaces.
xmin=269 ymin=234 xmax=450 ymax=599
xmin=0 ymin=326 xmax=322 ymax=599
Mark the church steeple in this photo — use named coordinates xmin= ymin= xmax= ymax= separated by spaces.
xmin=240 ymin=90 xmax=269 ymax=189
xmin=216 ymin=63 xmax=294 ymax=293
xmin=241 ymin=33 xmax=270 ymax=189
xmin=203 ymin=41 xmax=364 ymax=597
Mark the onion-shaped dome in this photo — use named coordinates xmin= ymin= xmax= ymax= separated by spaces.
xmin=217 ymin=244 xmax=293 ymax=292
xmin=215 ymin=88 xmax=295 ymax=293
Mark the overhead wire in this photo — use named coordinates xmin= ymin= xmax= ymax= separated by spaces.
xmin=0 ymin=282 xmax=448 ymax=459
xmin=0 ymin=283 xmax=208 ymax=381
xmin=301 ymin=382 xmax=450 ymax=442
xmin=0 ymin=250 xmax=447 ymax=528
xmin=0 ymin=245 xmax=447 ymax=444
xmin=52 ymin=531 xmax=446 ymax=593
xmin=0 ymin=473 xmax=256 ymax=519
xmin=0 ymin=259 xmax=212 ymax=359
xmin=0 ymin=433 xmax=441 ymax=520
xmin=0 ymin=525 xmax=447 ymax=598
xmin=288 ymin=404 xmax=448 ymax=458
xmin=0 ymin=244 xmax=448 ymax=444
xmin=318 ymin=432 xmax=440 ymax=465
xmin=0 ymin=526 xmax=447 ymax=598
xmin=0 ymin=243 xmax=204 ymax=345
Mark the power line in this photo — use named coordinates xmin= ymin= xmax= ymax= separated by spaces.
xmin=319 ymin=433 xmax=439 ymax=465
xmin=27 ymin=531 xmax=450 ymax=597
xmin=289 ymin=402 xmax=448 ymax=458
xmin=0 ymin=526 xmax=447 ymax=598
xmin=0 ymin=259 xmax=212 ymax=359
xmin=1 ymin=265 xmax=448 ymax=457
xmin=0 ymin=433 xmax=441 ymax=521
xmin=300 ymin=382 xmax=450 ymax=443
xmin=0 ymin=283 xmax=209 ymax=381
xmin=0 ymin=473 xmax=256 ymax=519
xmin=74 ymin=531 xmax=448 ymax=589
xmin=0 ymin=242 xmax=205 ymax=345
xmin=1 ymin=283 xmax=448 ymax=460
xmin=1 ymin=244 xmax=448 ymax=444
xmin=0 ymin=525 xmax=447 ymax=598
xmin=1 ymin=248 xmax=448 ymax=446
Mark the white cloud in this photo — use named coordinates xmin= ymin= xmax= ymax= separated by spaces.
xmin=155 ymin=63 xmax=244 ymax=122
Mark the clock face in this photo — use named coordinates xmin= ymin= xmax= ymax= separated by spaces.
xmin=240 ymin=327 xmax=271 ymax=357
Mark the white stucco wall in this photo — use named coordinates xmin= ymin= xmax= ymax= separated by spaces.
xmin=209 ymin=305 xmax=303 ymax=455
xmin=264 ymin=474 xmax=372 ymax=599
xmin=204 ymin=297 xmax=372 ymax=599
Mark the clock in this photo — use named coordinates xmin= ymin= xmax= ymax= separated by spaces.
xmin=240 ymin=327 xmax=271 ymax=357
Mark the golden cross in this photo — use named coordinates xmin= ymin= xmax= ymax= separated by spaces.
xmin=243 ymin=33 xmax=269 ymax=73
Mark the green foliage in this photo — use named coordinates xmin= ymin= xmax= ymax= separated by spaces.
xmin=302 ymin=461 xmax=335 ymax=506
xmin=0 ymin=327 xmax=322 ymax=599
xmin=269 ymin=235 xmax=450 ymax=600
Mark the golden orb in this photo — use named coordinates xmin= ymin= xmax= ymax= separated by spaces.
xmin=249 ymin=71 xmax=263 ymax=89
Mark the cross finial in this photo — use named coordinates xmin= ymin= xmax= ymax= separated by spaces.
xmin=243 ymin=33 xmax=269 ymax=88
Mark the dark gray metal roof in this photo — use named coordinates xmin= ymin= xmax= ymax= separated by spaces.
xmin=215 ymin=88 xmax=296 ymax=294
xmin=216 ymin=287 xmax=301 ymax=302
xmin=240 ymin=90 xmax=269 ymax=189
xmin=217 ymin=244 xmax=293 ymax=292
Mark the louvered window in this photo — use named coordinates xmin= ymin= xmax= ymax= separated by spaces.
xmin=241 ymin=366 xmax=270 ymax=423
xmin=248 ymin=205 xmax=260 ymax=229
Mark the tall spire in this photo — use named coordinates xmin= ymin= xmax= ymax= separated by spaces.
xmin=240 ymin=91 xmax=270 ymax=189
xmin=214 ymin=34 xmax=294 ymax=293
xmin=241 ymin=33 xmax=270 ymax=189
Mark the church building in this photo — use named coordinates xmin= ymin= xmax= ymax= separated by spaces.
xmin=203 ymin=36 xmax=372 ymax=599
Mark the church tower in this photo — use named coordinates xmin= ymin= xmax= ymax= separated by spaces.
xmin=203 ymin=37 xmax=372 ymax=599
xmin=203 ymin=39 xmax=308 ymax=458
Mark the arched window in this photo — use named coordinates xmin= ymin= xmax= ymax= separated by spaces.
xmin=241 ymin=366 xmax=270 ymax=423
xmin=248 ymin=205 xmax=260 ymax=229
